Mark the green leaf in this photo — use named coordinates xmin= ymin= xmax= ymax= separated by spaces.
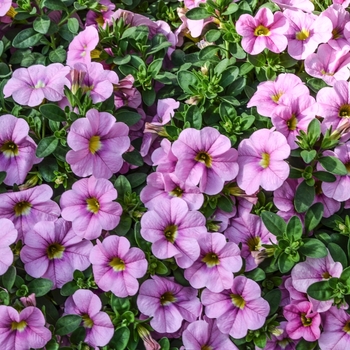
xmin=42 ymin=0 xmax=67 ymax=10
xmin=60 ymin=281 xmax=79 ymax=297
xmin=299 ymin=238 xmax=327 ymax=258
xmin=307 ymin=78 xmax=328 ymax=93
xmin=126 ymin=173 xmax=147 ymax=188
xmin=177 ymin=71 xmax=199 ymax=94
xmin=296 ymin=339 xmax=318 ymax=350
xmin=286 ymin=216 xmax=303 ymax=240
xmin=148 ymin=58 xmax=163 ymax=77
xmin=12 ymin=29 xmax=43 ymax=49
xmin=70 ymin=326 xmax=86 ymax=345
xmin=313 ymin=171 xmax=336 ymax=182
xmin=186 ymin=104 xmax=202 ymax=129
xmin=294 ymin=180 xmax=315 ymax=213
xmin=155 ymin=261 xmax=168 ymax=275
xmin=115 ymin=109 xmax=141 ymax=126
xmin=55 ymin=315 xmax=81 ymax=336
xmin=67 ymin=18 xmax=79 ymax=34
xmin=49 ymin=47 xmax=67 ymax=63
xmin=2 ymin=266 xmax=16 ymax=291
xmin=247 ymin=53 xmax=265 ymax=67
xmin=40 ymin=104 xmax=66 ymax=122
xmin=261 ymin=211 xmax=286 ymax=237
xmin=28 ymin=278 xmax=53 ymax=297
xmin=33 ymin=16 xmax=51 ymax=34
xmin=123 ymin=150 xmax=144 ymax=166
xmin=142 ymin=89 xmax=156 ymax=107
xmin=307 ymin=281 xmax=333 ymax=301
xmin=110 ymin=294 xmax=130 ymax=315
xmin=205 ymin=29 xmax=221 ymax=42
xmin=239 ymin=62 xmax=254 ymax=76
xmin=340 ymin=266 xmax=350 ymax=284
xmin=217 ymin=196 xmax=233 ymax=213
xmin=159 ymin=338 xmax=170 ymax=350
xmin=245 ymin=268 xmax=266 ymax=281
xmin=114 ymin=175 xmax=132 ymax=198
xmin=220 ymin=66 xmax=239 ymax=87
xmin=318 ymin=156 xmax=348 ymax=175
xmin=109 ymin=327 xmax=130 ymax=350
xmin=114 ymin=214 xmax=132 ymax=236
xmin=222 ymin=2 xmax=239 ymax=15
xmin=305 ymin=203 xmax=324 ymax=233
xmin=278 ymin=253 xmax=295 ymax=273
xmin=263 ymin=289 xmax=281 ymax=316
xmin=45 ymin=339 xmax=60 ymax=350
xmin=36 ymin=136 xmax=59 ymax=158
xmin=186 ymin=7 xmax=212 ymax=20
xmin=0 ymin=171 xmax=6 ymax=184
xmin=300 ymin=150 xmax=316 ymax=164
xmin=328 ymin=242 xmax=348 ymax=269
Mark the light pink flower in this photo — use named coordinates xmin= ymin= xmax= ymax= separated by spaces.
xmin=0 ymin=0 xmax=11 ymax=16
xmin=60 ymin=176 xmax=122 ymax=240
xmin=89 ymin=235 xmax=147 ymax=297
xmin=64 ymin=289 xmax=114 ymax=348
xmin=20 ymin=219 xmax=92 ymax=289
xmin=271 ymin=0 xmax=314 ymax=12
xmin=236 ymin=129 xmax=290 ymax=195
xmin=333 ymin=0 xmax=350 ymax=7
xmin=66 ymin=109 xmax=130 ymax=179
xmin=3 ymin=64 xmax=70 ymax=107
xmin=202 ymin=276 xmax=270 ymax=339
xmin=236 ymin=8 xmax=288 ymax=55
xmin=0 ymin=306 xmax=51 ymax=350
xmin=152 ymin=138 xmax=178 ymax=173
xmin=0 ymin=218 xmax=17 ymax=275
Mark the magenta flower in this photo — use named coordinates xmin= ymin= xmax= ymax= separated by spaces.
xmin=284 ymin=301 xmax=321 ymax=341
xmin=201 ymin=276 xmax=270 ymax=338
xmin=0 ymin=306 xmax=51 ymax=350
xmin=66 ymin=26 xmax=99 ymax=66
xmin=182 ymin=317 xmax=238 ymax=350
xmin=236 ymin=8 xmax=288 ymax=55
xmin=89 ymin=235 xmax=148 ymax=297
xmin=140 ymin=197 xmax=207 ymax=268
xmin=66 ymin=109 xmax=130 ymax=178
xmin=20 ymin=219 xmax=92 ymax=289
xmin=114 ymin=74 xmax=142 ymax=109
xmin=86 ymin=0 xmax=115 ymax=28
xmin=184 ymin=232 xmax=242 ymax=293
xmin=225 ymin=213 xmax=277 ymax=271
xmin=0 ymin=114 xmax=42 ymax=186
xmin=247 ymin=73 xmax=309 ymax=117
xmin=137 ymin=276 xmax=201 ymax=333
xmin=60 ymin=176 xmax=122 ymax=240
xmin=319 ymin=307 xmax=350 ymax=350
xmin=284 ymin=9 xmax=332 ymax=60
xmin=64 ymin=289 xmax=114 ymax=348
xmin=236 ymin=129 xmax=290 ymax=195
xmin=0 ymin=218 xmax=17 ymax=275
xmin=0 ymin=184 xmax=60 ymax=241
xmin=3 ymin=63 xmax=70 ymax=107
xmin=172 ymin=127 xmax=239 ymax=195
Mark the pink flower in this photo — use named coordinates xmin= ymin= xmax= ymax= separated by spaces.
xmin=20 ymin=219 xmax=92 ymax=289
xmin=0 ymin=218 xmax=17 ymax=275
xmin=236 ymin=129 xmax=291 ymax=195
xmin=66 ymin=109 xmax=130 ymax=179
xmin=319 ymin=307 xmax=350 ymax=349
xmin=137 ymin=276 xmax=201 ymax=333
xmin=86 ymin=0 xmax=115 ymax=28
xmin=89 ymin=235 xmax=148 ymax=297
xmin=333 ymin=0 xmax=350 ymax=7
xmin=201 ymin=276 xmax=270 ymax=338
xmin=140 ymin=197 xmax=207 ymax=268
xmin=182 ymin=317 xmax=238 ymax=350
xmin=60 ymin=176 xmax=122 ymax=240
xmin=3 ymin=64 xmax=70 ymax=107
xmin=284 ymin=9 xmax=332 ymax=60
xmin=0 ymin=306 xmax=51 ymax=350
xmin=236 ymin=8 xmax=288 ymax=55
xmin=305 ymin=44 xmax=350 ymax=86
xmin=0 ymin=0 xmax=11 ymax=16
xmin=284 ymin=301 xmax=321 ymax=341
xmin=172 ymin=127 xmax=239 ymax=195
xmin=64 ymin=289 xmax=114 ymax=348
xmin=114 ymin=74 xmax=142 ymax=109
xmin=152 ymin=138 xmax=178 ymax=173
xmin=184 ymin=232 xmax=242 ymax=292
xmin=271 ymin=0 xmax=314 ymax=12
xmin=66 ymin=26 xmax=99 ymax=66
xmin=0 ymin=184 xmax=60 ymax=241
xmin=247 ymin=73 xmax=309 ymax=117
xmin=0 ymin=114 xmax=42 ymax=186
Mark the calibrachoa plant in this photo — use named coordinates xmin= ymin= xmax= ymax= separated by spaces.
xmin=2 ymin=0 xmax=350 ymax=349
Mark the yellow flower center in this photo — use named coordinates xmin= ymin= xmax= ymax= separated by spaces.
xmin=343 ymin=320 xmax=350 ymax=334
xmin=301 ymin=313 xmax=312 ymax=327
xmin=34 ymin=80 xmax=46 ymax=89
xmin=6 ymin=6 xmax=17 ymax=18
xmin=296 ymin=29 xmax=310 ymax=41
xmin=254 ymin=25 xmax=270 ymax=36
xmin=202 ymin=252 xmax=220 ymax=267
xmin=230 ymin=293 xmax=246 ymax=309
xmin=11 ymin=320 xmax=27 ymax=332
xmin=271 ymin=91 xmax=283 ymax=103
xmin=164 ymin=225 xmax=178 ymax=244
xmin=247 ymin=236 xmax=262 ymax=252
xmin=170 ymin=186 xmax=183 ymax=198
xmin=82 ymin=314 xmax=94 ymax=328
xmin=95 ymin=14 xmax=105 ymax=26
xmin=287 ymin=114 xmax=298 ymax=131
xmin=345 ymin=162 xmax=350 ymax=175
xmin=0 ymin=140 xmax=19 ymax=157
xmin=160 ymin=291 xmax=176 ymax=306
xmin=201 ymin=346 xmax=213 ymax=350
xmin=89 ymin=135 xmax=102 ymax=154
xmin=47 ymin=243 xmax=65 ymax=260
xmin=90 ymin=49 xmax=101 ymax=59
xmin=109 ymin=257 xmax=125 ymax=271
xmin=195 ymin=151 xmax=212 ymax=167
xmin=14 ymin=201 xmax=32 ymax=216
xmin=86 ymin=197 xmax=100 ymax=214
xmin=332 ymin=28 xmax=341 ymax=40
xmin=339 ymin=104 xmax=350 ymax=118
xmin=322 ymin=271 xmax=331 ymax=279
xmin=260 ymin=152 xmax=270 ymax=168
xmin=320 ymin=69 xmax=334 ymax=77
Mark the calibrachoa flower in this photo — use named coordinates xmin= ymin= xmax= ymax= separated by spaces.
xmin=60 ymin=176 xmax=122 ymax=240
xmin=236 ymin=129 xmax=291 ymax=195
xmin=271 ymin=0 xmax=314 ymax=12
xmin=0 ymin=184 xmax=60 ymax=241
xmin=89 ymin=235 xmax=148 ymax=297
xmin=20 ymin=219 xmax=92 ymax=289
xmin=137 ymin=275 xmax=201 ymax=333
xmin=66 ymin=108 xmax=130 ymax=178
xmin=319 ymin=306 xmax=350 ymax=349
xmin=0 ymin=0 xmax=11 ymax=16
xmin=184 ymin=232 xmax=242 ymax=293
xmin=181 ymin=317 xmax=239 ymax=350
xmin=235 ymin=7 xmax=288 ymax=55
xmin=152 ymin=138 xmax=178 ymax=173
xmin=0 ymin=218 xmax=17 ymax=275
xmin=283 ymin=301 xmax=321 ymax=341
xmin=64 ymin=289 xmax=114 ymax=348
xmin=172 ymin=127 xmax=239 ymax=195
xmin=140 ymin=197 xmax=207 ymax=268
xmin=201 ymin=276 xmax=270 ymax=339
xmin=0 ymin=306 xmax=51 ymax=350
xmin=0 ymin=114 xmax=42 ymax=186
xmin=3 ymin=63 xmax=71 ymax=107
